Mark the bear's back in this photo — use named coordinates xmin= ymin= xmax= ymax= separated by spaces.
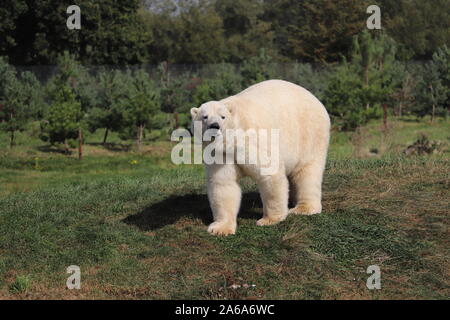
xmin=223 ymin=79 xmax=329 ymax=129
xmin=221 ymin=79 xmax=330 ymax=171
xmin=233 ymin=80 xmax=327 ymax=117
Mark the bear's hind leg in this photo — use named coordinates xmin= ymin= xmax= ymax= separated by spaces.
xmin=256 ymin=173 xmax=289 ymax=226
xmin=288 ymin=161 xmax=324 ymax=215
xmin=206 ymin=164 xmax=242 ymax=236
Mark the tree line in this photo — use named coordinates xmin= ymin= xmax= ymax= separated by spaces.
xmin=1 ymin=0 xmax=449 ymax=66
xmin=1 ymin=33 xmax=448 ymax=157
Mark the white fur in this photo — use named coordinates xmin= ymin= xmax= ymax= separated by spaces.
xmin=191 ymin=80 xmax=331 ymax=236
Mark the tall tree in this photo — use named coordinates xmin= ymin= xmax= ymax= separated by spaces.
xmin=158 ymin=62 xmax=193 ymax=129
xmin=263 ymin=0 xmax=367 ymax=64
xmin=324 ymin=31 xmax=401 ymax=130
xmin=42 ymin=52 xmax=87 ymax=157
xmin=384 ymin=0 xmax=450 ymax=60
xmin=215 ymin=0 xmax=276 ymax=62
xmin=351 ymin=31 xmax=399 ymax=109
xmin=2 ymin=0 xmax=148 ymax=65
xmin=0 ymin=58 xmax=43 ymax=147
xmin=192 ymin=62 xmax=243 ymax=106
xmin=40 ymin=84 xmax=83 ymax=153
xmin=86 ymin=69 xmax=128 ymax=144
xmin=413 ymin=47 xmax=449 ymax=121
xmin=0 ymin=1 xmax=27 ymax=60
xmin=119 ymin=69 xmax=161 ymax=152
xmin=172 ymin=0 xmax=226 ymax=63
xmin=431 ymin=45 xmax=450 ymax=111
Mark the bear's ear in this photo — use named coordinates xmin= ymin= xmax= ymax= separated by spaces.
xmin=190 ymin=107 xmax=200 ymax=120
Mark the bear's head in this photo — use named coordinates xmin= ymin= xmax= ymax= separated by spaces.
xmin=190 ymin=101 xmax=234 ymax=139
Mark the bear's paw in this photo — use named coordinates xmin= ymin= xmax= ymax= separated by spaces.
xmin=289 ymin=204 xmax=322 ymax=216
xmin=207 ymin=222 xmax=236 ymax=236
xmin=256 ymin=217 xmax=284 ymax=227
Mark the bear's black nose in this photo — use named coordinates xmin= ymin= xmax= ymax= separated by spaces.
xmin=209 ymin=122 xmax=220 ymax=130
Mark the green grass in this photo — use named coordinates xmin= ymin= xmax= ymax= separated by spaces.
xmin=0 ymin=118 xmax=449 ymax=299
xmin=329 ymin=116 xmax=450 ymax=159
xmin=8 ymin=275 xmax=32 ymax=294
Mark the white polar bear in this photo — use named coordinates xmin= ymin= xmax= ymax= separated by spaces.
xmin=190 ymin=80 xmax=330 ymax=236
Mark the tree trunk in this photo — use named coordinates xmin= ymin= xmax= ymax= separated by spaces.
xmin=431 ymin=104 xmax=436 ymax=123
xmin=364 ymin=67 xmax=370 ymax=110
xmin=174 ymin=112 xmax=179 ymax=129
xmin=383 ymin=104 xmax=388 ymax=131
xmin=64 ymin=140 xmax=70 ymax=154
xmin=364 ymin=67 xmax=369 ymax=87
xmin=429 ymin=84 xmax=435 ymax=123
xmin=399 ymin=102 xmax=403 ymax=117
xmin=9 ymin=130 xmax=15 ymax=148
xmin=136 ymin=124 xmax=144 ymax=152
xmin=78 ymin=128 xmax=83 ymax=160
xmin=103 ymin=128 xmax=109 ymax=145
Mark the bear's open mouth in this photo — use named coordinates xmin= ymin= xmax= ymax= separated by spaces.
xmin=209 ymin=129 xmax=222 ymax=137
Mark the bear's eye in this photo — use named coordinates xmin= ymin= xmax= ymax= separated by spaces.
xmin=221 ymin=116 xmax=225 ymax=119
xmin=203 ymin=116 xmax=208 ymax=120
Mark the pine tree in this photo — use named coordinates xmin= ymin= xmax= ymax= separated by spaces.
xmin=0 ymin=57 xmax=43 ymax=147
xmin=119 ymin=69 xmax=161 ymax=152
xmin=40 ymin=85 xmax=83 ymax=153
xmin=42 ymin=52 xmax=87 ymax=157
xmin=86 ymin=69 xmax=127 ymax=145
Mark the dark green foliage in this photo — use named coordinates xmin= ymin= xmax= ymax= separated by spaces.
xmin=39 ymin=53 xmax=87 ymax=149
xmin=40 ymin=85 xmax=82 ymax=145
xmin=324 ymin=61 xmax=381 ymax=130
xmin=432 ymin=46 xmax=450 ymax=92
xmin=149 ymin=112 xmax=171 ymax=131
xmin=413 ymin=63 xmax=447 ymax=119
xmin=1 ymin=29 xmax=448 ymax=142
xmin=45 ymin=52 xmax=96 ymax=110
xmin=263 ymin=0 xmax=367 ymax=64
xmin=240 ymin=49 xmax=275 ymax=88
xmin=117 ymin=69 xmax=161 ymax=149
xmin=192 ymin=63 xmax=243 ymax=106
xmin=324 ymin=31 xmax=408 ymax=130
xmin=158 ymin=63 xmax=193 ymax=115
xmin=1 ymin=0 xmax=448 ymax=65
xmin=120 ymin=69 xmax=161 ymax=131
xmin=215 ymin=0 xmax=275 ymax=62
xmin=383 ymin=0 xmax=450 ymax=60
xmin=171 ymin=1 xmax=227 ymax=64
xmin=1 ymin=0 xmax=148 ymax=65
xmin=86 ymin=70 xmax=127 ymax=143
xmin=0 ymin=1 xmax=27 ymax=59
xmin=409 ymin=46 xmax=449 ymax=119
xmin=284 ymin=63 xmax=329 ymax=101
xmin=0 ymin=57 xmax=43 ymax=147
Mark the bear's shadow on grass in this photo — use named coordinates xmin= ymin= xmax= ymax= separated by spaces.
xmin=122 ymin=192 xmax=263 ymax=231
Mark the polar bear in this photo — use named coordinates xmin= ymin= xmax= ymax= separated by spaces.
xmin=190 ymin=79 xmax=330 ymax=236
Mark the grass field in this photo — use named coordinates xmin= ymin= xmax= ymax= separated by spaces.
xmin=0 ymin=118 xmax=449 ymax=299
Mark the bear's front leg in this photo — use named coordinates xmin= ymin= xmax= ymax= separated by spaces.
xmin=256 ymin=172 xmax=289 ymax=226
xmin=206 ymin=164 xmax=242 ymax=236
